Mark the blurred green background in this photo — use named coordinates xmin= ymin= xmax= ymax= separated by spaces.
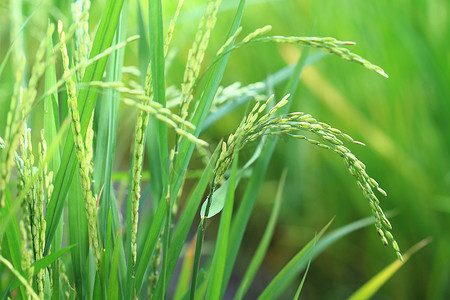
xmin=1 ymin=0 xmax=449 ymax=298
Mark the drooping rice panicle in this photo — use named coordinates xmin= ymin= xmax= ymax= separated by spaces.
xmin=213 ymin=94 xmax=402 ymax=260
xmin=83 ymin=81 xmax=208 ymax=147
xmin=236 ymin=35 xmax=388 ymax=78
xmin=44 ymin=35 xmax=139 ymax=98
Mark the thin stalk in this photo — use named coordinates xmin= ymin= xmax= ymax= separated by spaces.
xmin=189 ymin=175 xmax=216 ymax=300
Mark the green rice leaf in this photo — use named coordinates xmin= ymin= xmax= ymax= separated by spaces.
xmin=67 ymin=171 xmax=89 ymax=298
xmin=107 ymin=229 xmax=122 ymax=300
xmin=348 ymin=238 xmax=431 ymax=300
xmin=137 ymin=0 xmax=150 ymax=84
xmin=148 ymin=0 xmax=168 ymax=187
xmin=10 ymin=245 xmax=75 ymax=291
xmin=293 ymin=245 xmax=313 ymax=300
xmin=234 ymin=169 xmax=287 ymax=300
xmin=2 ymin=190 xmax=26 ymax=299
xmin=94 ymin=0 xmax=128 ymax=249
xmin=257 ymin=218 xmax=334 ymax=300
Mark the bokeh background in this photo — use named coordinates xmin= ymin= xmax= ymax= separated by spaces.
xmin=1 ymin=0 xmax=449 ymax=298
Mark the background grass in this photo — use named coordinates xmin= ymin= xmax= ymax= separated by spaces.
xmin=0 ymin=0 xmax=448 ymax=299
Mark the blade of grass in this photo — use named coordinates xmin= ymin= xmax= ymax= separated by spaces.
xmin=67 ymin=172 xmax=89 ymax=299
xmin=44 ymin=20 xmax=61 ymax=175
xmin=205 ymin=141 xmax=240 ymax=300
xmin=148 ymin=0 xmax=168 ymax=184
xmin=44 ymin=21 xmax=64 ymax=295
xmin=10 ymin=245 xmax=75 ymax=290
xmin=94 ymin=0 xmax=128 ymax=249
xmin=107 ymin=229 xmax=122 ymax=300
xmin=348 ymin=238 xmax=432 ymax=300
xmin=292 ymin=245 xmax=313 ymax=300
xmin=147 ymin=2 xmax=169 ymax=297
xmin=257 ymin=218 xmax=334 ymax=300
xmin=104 ymin=210 xmax=113 ymax=286
xmin=234 ymin=168 xmax=287 ymax=300
xmin=2 ymin=190 xmax=26 ymax=299
xmin=45 ymin=0 xmax=125 ymax=254
xmin=137 ymin=0 xmax=150 ymax=85
xmin=109 ymin=188 xmax=127 ymax=298
xmin=173 ymin=238 xmax=197 ymax=300
xmin=178 ymin=269 xmax=208 ymax=300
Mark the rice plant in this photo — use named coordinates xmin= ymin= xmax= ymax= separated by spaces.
xmin=0 ymin=0 xmax=414 ymax=299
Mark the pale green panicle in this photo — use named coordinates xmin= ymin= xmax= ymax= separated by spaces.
xmin=130 ymin=0 xmax=192 ymax=272
xmin=213 ymin=94 xmax=401 ymax=260
xmin=85 ymin=81 xmax=207 ymax=147
xmin=216 ymin=27 xmax=243 ymax=56
xmin=0 ymin=59 xmax=25 ymax=208
xmin=45 ymin=35 xmax=139 ymax=98
xmin=58 ymin=20 xmax=102 ymax=268
xmin=164 ymin=0 xmax=185 ymax=56
xmin=20 ymin=220 xmax=34 ymax=297
xmin=71 ymin=0 xmax=91 ymax=79
xmin=1 ymin=23 xmax=55 ymax=211
xmin=255 ymin=36 xmax=388 ymax=78
xmin=130 ymin=106 xmax=147 ymax=269
xmin=179 ymin=0 xmax=222 ymax=122
xmin=241 ymin=25 xmax=272 ymax=44
xmin=14 ymin=127 xmax=48 ymax=297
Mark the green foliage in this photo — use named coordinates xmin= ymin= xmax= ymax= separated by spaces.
xmin=0 ymin=0 xmax=445 ymax=299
